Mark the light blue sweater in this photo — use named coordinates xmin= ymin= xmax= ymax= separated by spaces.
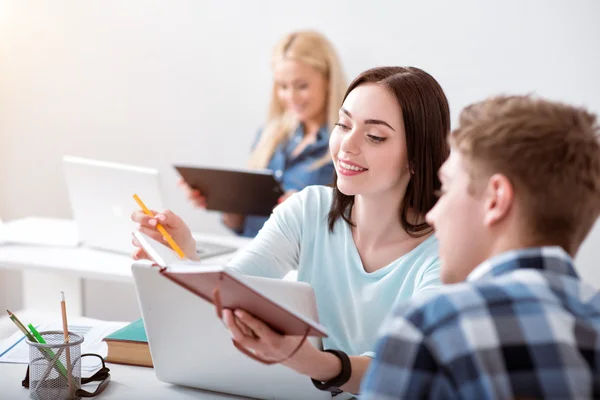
xmin=227 ymin=186 xmax=441 ymax=356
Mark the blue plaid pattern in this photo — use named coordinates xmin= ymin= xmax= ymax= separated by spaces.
xmin=361 ymin=247 xmax=600 ymax=399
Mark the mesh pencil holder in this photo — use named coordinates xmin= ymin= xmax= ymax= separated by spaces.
xmin=26 ymin=331 xmax=83 ymax=400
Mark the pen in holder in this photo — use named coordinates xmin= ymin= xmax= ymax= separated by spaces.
xmin=26 ymin=331 xmax=83 ymax=400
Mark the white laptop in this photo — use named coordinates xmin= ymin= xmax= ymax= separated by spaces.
xmin=63 ymin=156 xmax=237 ymax=258
xmin=63 ymin=156 xmax=166 ymax=255
xmin=132 ymin=262 xmax=332 ymax=400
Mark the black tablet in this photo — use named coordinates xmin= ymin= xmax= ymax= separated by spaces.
xmin=174 ymin=165 xmax=285 ymax=216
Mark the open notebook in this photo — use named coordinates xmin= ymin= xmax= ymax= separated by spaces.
xmin=133 ymin=230 xmax=188 ymax=268
xmin=131 ymin=237 xmax=330 ymax=399
xmin=132 ymin=231 xmax=327 ymax=338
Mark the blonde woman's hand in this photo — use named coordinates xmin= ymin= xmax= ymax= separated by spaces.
xmin=222 ymin=213 xmax=245 ymax=231
xmin=177 ymin=178 xmax=207 ymax=209
xmin=130 ymin=209 xmax=199 ymax=261
xmin=178 ymin=178 xmax=245 ymax=231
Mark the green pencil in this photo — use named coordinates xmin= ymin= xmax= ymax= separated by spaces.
xmin=27 ymin=323 xmax=46 ymax=344
xmin=27 ymin=323 xmax=68 ymax=377
xmin=5 ymin=310 xmax=68 ymax=378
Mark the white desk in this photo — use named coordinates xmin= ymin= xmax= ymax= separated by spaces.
xmin=0 ymin=232 xmax=250 ymax=281
xmin=0 ymin=362 xmax=252 ymax=399
xmin=0 ymin=218 xmax=251 ymax=315
xmin=0 ymin=310 xmax=252 ymax=399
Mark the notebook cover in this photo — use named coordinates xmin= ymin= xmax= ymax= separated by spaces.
xmin=174 ymin=165 xmax=284 ymax=216
xmin=160 ymin=269 xmax=327 ymax=338
xmin=103 ymin=318 xmax=148 ymax=343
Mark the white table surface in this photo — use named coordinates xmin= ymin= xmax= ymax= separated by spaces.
xmin=0 ymin=362 xmax=253 ymax=399
xmin=0 ymin=217 xmax=252 ymax=315
xmin=0 ymin=220 xmax=272 ymax=399
xmin=0 ymin=310 xmax=253 ymax=400
xmin=0 ymin=229 xmax=251 ymax=283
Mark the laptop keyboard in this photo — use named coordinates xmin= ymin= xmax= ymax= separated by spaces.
xmin=195 ymin=240 xmax=237 ymax=259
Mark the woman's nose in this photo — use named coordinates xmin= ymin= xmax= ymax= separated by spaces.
xmin=340 ymin=130 xmax=360 ymax=155
xmin=290 ymin=89 xmax=301 ymax=103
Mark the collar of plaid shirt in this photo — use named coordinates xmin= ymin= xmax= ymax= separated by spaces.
xmin=466 ymin=246 xmax=578 ymax=282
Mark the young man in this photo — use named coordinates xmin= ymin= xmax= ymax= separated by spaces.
xmin=361 ymin=95 xmax=600 ymax=399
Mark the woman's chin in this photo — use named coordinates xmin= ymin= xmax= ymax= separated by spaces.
xmin=292 ymin=110 xmax=320 ymax=124
xmin=336 ymin=182 xmax=359 ymax=196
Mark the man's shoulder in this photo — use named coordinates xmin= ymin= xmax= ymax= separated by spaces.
xmin=390 ymin=283 xmax=488 ymax=333
xmin=392 ymin=275 xmax=548 ymax=333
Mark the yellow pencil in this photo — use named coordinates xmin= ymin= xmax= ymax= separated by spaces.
xmin=60 ymin=292 xmax=74 ymax=395
xmin=133 ymin=194 xmax=186 ymax=259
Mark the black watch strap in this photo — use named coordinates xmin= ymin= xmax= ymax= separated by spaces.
xmin=311 ymin=349 xmax=352 ymax=392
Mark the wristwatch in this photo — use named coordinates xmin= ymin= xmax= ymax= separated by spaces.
xmin=311 ymin=349 xmax=352 ymax=393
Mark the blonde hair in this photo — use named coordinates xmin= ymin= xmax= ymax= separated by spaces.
xmin=451 ymin=95 xmax=600 ymax=254
xmin=248 ymin=30 xmax=347 ymax=169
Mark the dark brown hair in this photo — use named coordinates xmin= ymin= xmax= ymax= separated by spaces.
xmin=327 ymin=66 xmax=450 ymax=235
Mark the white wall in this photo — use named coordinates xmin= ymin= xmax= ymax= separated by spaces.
xmin=1 ymin=0 xmax=599 ymax=316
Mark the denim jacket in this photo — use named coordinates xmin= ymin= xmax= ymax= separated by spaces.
xmin=239 ymin=124 xmax=334 ymax=238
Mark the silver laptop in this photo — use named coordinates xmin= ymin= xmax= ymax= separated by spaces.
xmin=63 ymin=156 xmax=165 ymax=254
xmin=132 ymin=262 xmax=332 ymax=400
xmin=63 ymin=156 xmax=237 ymax=258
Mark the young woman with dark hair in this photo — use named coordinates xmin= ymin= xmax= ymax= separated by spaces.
xmin=131 ymin=66 xmax=450 ymax=395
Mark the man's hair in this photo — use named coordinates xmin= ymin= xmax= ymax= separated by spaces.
xmin=452 ymin=95 xmax=600 ymax=253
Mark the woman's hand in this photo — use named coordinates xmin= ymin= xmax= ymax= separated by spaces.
xmin=177 ymin=178 xmax=207 ymax=208
xmin=223 ymin=309 xmax=310 ymax=364
xmin=130 ymin=209 xmax=199 ymax=261
xmin=178 ymin=178 xmax=245 ymax=231
xmin=222 ymin=213 xmax=245 ymax=231
xmin=223 ymin=309 xmax=370 ymax=394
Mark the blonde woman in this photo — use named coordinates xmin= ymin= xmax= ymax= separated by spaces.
xmin=179 ymin=30 xmax=347 ymax=237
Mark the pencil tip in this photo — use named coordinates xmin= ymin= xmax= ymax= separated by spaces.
xmin=61 ymin=291 xmax=65 ymax=301
xmin=6 ymin=309 xmax=12 ymax=315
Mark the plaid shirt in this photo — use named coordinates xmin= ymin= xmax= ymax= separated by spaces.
xmin=361 ymin=247 xmax=600 ymax=399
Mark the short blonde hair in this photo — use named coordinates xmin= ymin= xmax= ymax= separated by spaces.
xmin=452 ymin=95 xmax=600 ymax=253
xmin=248 ymin=30 xmax=347 ymax=169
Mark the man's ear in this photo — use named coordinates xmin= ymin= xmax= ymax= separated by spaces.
xmin=483 ymin=174 xmax=514 ymax=227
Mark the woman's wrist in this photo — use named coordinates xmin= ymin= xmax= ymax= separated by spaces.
xmin=310 ymin=350 xmax=343 ymax=382
xmin=283 ymin=343 xmax=341 ymax=381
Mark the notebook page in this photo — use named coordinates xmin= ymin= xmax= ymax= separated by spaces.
xmin=133 ymin=230 xmax=193 ymax=267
